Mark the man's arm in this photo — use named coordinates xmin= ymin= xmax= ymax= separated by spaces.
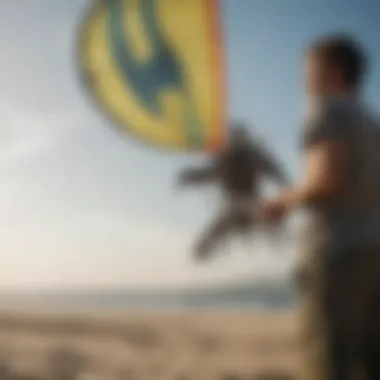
xmin=265 ymin=100 xmax=350 ymax=215
xmin=282 ymin=140 xmax=348 ymax=208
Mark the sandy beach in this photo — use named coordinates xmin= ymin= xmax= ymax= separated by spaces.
xmin=0 ymin=309 xmax=299 ymax=380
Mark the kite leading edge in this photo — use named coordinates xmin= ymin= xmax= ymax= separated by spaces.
xmin=78 ymin=0 xmax=227 ymax=153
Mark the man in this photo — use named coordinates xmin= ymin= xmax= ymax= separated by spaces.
xmin=260 ymin=35 xmax=380 ymax=379
xmin=178 ymin=123 xmax=288 ymax=260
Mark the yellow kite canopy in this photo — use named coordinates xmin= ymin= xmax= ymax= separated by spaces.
xmin=78 ymin=0 xmax=227 ymax=152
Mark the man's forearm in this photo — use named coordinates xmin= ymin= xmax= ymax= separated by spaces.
xmin=280 ymin=180 xmax=341 ymax=210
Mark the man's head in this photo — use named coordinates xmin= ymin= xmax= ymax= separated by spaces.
xmin=305 ymin=34 xmax=368 ymax=97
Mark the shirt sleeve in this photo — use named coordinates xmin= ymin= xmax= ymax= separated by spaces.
xmin=302 ymin=100 xmax=350 ymax=149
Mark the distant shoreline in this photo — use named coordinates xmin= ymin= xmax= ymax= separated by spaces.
xmin=0 ymin=279 xmax=296 ymax=311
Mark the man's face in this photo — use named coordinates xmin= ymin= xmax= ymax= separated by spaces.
xmin=304 ymin=51 xmax=325 ymax=96
xmin=304 ymin=51 xmax=339 ymax=97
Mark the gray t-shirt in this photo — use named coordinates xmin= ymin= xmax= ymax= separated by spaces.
xmin=301 ymin=96 xmax=380 ymax=253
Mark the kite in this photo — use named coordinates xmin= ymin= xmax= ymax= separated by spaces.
xmin=78 ymin=0 xmax=227 ymax=152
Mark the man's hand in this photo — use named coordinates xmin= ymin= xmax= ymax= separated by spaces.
xmin=258 ymin=198 xmax=287 ymax=224
xmin=258 ymin=189 xmax=294 ymax=224
xmin=258 ymin=135 xmax=348 ymax=223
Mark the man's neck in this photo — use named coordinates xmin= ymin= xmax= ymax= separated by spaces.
xmin=322 ymin=87 xmax=359 ymax=100
xmin=308 ymin=91 xmax=359 ymax=106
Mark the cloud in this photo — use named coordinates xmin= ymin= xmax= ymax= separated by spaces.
xmin=0 ymin=102 xmax=66 ymax=167
xmin=0 ymin=214 xmax=192 ymax=289
xmin=0 ymin=98 xmax=100 ymax=173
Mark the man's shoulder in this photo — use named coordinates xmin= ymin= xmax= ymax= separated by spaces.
xmin=301 ymin=97 xmax=362 ymax=147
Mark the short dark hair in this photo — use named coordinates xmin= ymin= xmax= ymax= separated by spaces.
xmin=309 ymin=34 xmax=368 ymax=89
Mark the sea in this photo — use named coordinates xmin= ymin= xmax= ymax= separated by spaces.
xmin=0 ymin=280 xmax=297 ymax=311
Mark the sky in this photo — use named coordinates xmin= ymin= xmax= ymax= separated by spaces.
xmin=0 ymin=0 xmax=379 ymax=290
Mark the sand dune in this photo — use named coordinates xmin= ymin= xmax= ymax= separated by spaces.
xmin=0 ymin=310 xmax=299 ymax=380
